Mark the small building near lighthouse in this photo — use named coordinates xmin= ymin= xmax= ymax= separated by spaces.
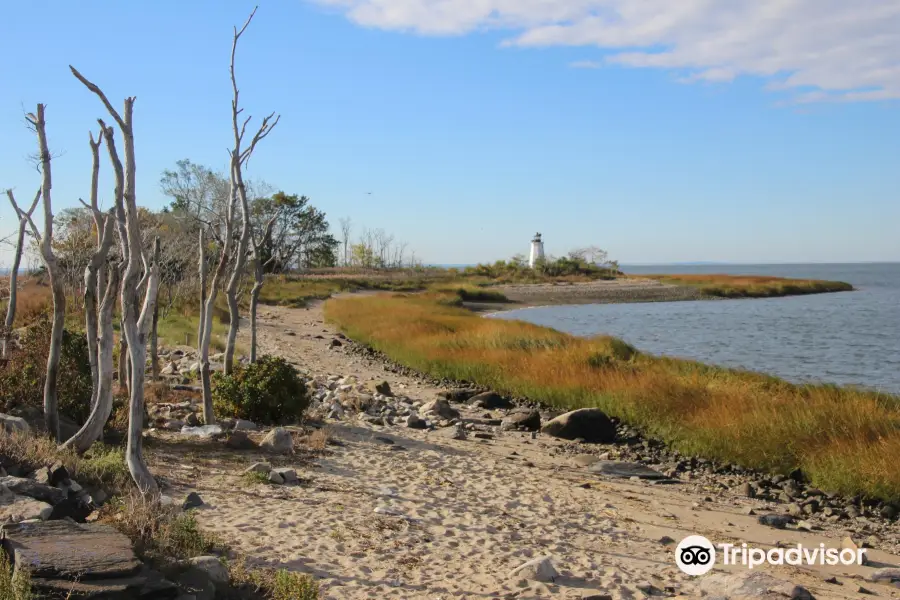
xmin=528 ymin=232 xmax=545 ymax=268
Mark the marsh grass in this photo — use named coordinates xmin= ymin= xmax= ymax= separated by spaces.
xmin=325 ymin=293 xmax=900 ymax=500
xmin=642 ymin=274 xmax=853 ymax=298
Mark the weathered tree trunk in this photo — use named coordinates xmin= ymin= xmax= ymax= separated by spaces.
xmin=199 ymin=200 xmax=232 ymax=425
xmin=150 ymin=299 xmax=159 ymax=380
xmin=26 ymin=105 xmax=64 ymax=441
xmin=197 ymin=228 xmax=207 ymax=354
xmin=72 ymin=67 xmax=160 ymax=495
xmin=222 ymin=6 xmax=280 ymax=374
xmin=249 ymin=212 xmax=278 ymax=364
xmin=62 ymin=264 xmax=118 ymax=453
xmin=117 ymin=337 xmax=128 ymax=394
xmin=3 ymin=189 xmax=41 ymax=358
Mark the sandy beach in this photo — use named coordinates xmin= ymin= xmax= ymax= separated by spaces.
xmin=148 ymin=301 xmax=900 ymax=600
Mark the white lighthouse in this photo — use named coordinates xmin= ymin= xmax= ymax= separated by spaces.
xmin=528 ymin=232 xmax=545 ymax=268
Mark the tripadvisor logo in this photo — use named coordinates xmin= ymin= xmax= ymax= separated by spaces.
xmin=674 ymin=534 xmax=867 ymax=575
xmin=676 ymin=535 xmax=716 ymax=576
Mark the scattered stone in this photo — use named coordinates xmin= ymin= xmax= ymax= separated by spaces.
xmin=438 ymin=388 xmax=479 ymax=402
xmin=224 ymin=431 xmax=257 ymax=450
xmin=268 ymin=471 xmax=285 ymax=485
xmin=375 ymin=381 xmax=393 ymax=396
xmin=260 ymin=427 xmax=293 ymax=454
xmin=587 ymin=461 xmax=667 ymax=480
xmin=0 ymin=486 xmax=53 ymax=523
xmin=572 ymin=455 xmax=600 ymax=467
xmin=658 ymin=536 xmax=676 ymax=545
xmin=500 ymin=409 xmax=541 ymax=432
xmin=507 ymin=556 xmax=559 ymax=583
xmin=468 ymin=391 xmax=513 ymax=410
xmin=757 ymin=514 xmax=794 ymax=529
xmin=180 ymin=424 xmax=223 ymax=437
xmin=183 ymin=492 xmax=204 ymax=510
xmin=420 ymin=398 xmax=460 ymax=420
xmin=187 ymin=556 xmax=229 ymax=586
xmin=823 ymin=576 xmax=840 ymax=585
xmin=473 ymin=432 xmax=493 ymax=440
xmin=272 ymin=468 xmax=298 ymax=484
xmin=0 ymin=476 xmax=66 ymax=505
xmin=330 ymin=339 xmax=343 ymax=348
xmin=789 ymin=585 xmax=815 ymax=600
xmin=244 ymin=462 xmax=272 ymax=475
xmin=232 ymin=419 xmax=258 ymax=431
xmin=48 ymin=461 xmax=70 ymax=486
xmin=541 ymin=408 xmax=616 ymax=443
xmin=870 ymin=568 xmax=900 ymax=583
xmin=404 ymin=412 xmax=427 ymax=429
xmin=0 ymin=413 xmax=30 ymax=435
xmin=842 ymin=536 xmax=868 ymax=565
xmin=857 ymin=586 xmax=875 ymax=595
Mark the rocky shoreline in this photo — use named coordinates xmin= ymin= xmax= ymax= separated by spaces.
xmin=488 ymin=278 xmax=709 ymax=310
xmin=336 ymin=337 xmax=900 ymax=555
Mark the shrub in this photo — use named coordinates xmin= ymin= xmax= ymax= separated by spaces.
xmin=212 ymin=355 xmax=308 ymax=424
xmin=112 ymin=493 xmax=221 ymax=560
xmin=0 ymin=551 xmax=32 ymax=600
xmin=271 ymin=570 xmax=319 ymax=600
xmin=0 ymin=315 xmax=93 ymax=424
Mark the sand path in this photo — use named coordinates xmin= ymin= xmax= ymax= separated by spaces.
xmin=165 ymin=300 xmax=900 ymax=599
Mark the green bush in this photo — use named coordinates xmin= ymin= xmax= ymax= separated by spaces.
xmin=212 ymin=355 xmax=308 ymax=424
xmin=271 ymin=570 xmax=319 ymax=600
xmin=0 ymin=316 xmax=93 ymax=424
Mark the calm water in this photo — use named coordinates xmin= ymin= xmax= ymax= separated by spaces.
xmin=493 ymin=263 xmax=900 ymax=395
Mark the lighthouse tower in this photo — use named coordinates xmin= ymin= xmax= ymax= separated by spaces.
xmin=528 ymin=232 xmax=545 ymax=268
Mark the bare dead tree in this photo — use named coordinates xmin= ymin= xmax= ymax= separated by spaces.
xmin=249 ymin=210 xmax=279 ymax=363
xmin=197 ymin=228 xmax=207 ymax=352
xmin=223 ymin=5 xmax=280 ymax=375
xmin=62 ymin=130 xmax=118 ymax=453
xmin=2 ymin=188 xmax=41 ymax=358
xmin=72 ymin=67 xmax=161 ymax=495
xmin=22 ymin=105 xmax=66 ymax=440
xmin=339 ymin=217 xmax=352 ymax=267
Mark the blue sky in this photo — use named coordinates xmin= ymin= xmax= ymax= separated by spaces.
xmin=1 ymin=0 xmax=899 ymax=266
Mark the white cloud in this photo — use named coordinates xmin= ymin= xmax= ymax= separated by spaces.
xmin=312 ymin=0 xmax=900 ymax=102
xmin=569 ymin=60 xmax=602 ymax=69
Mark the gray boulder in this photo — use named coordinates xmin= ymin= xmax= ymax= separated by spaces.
xmin=260 ymin=427 xmax=293 ymax=454
xmin=0 ymin=413 xmax=30 ymax=435
xmin=540 ymin=408 xmax=616 ymax=443
xmin=420 ymin=398 xmax=459 ymax=420
xmin=468 ymin=391 xmax=513 ymax=410
xmin=500 ymin=409 xmax=541 ymax=432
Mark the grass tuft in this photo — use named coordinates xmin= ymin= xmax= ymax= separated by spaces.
xmin=0 ymin=551 xmax=33 ymax=600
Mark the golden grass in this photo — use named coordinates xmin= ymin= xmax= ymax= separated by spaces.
xmin=640 ymin=274 xmax=853 ymax=298
xmin=0 ymin=275 xmax=52 ymax=327
xmin=325 ymin=293 xmax=900 ymax=500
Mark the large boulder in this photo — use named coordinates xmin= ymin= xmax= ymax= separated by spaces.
xmin=500 ymin=409 xmax=541 ymax=432
xmin=0 ymin=486 xmax=53 ymax=522
xmin=0 ymin=413 xmax=30 ymax=435
xmin=468 ymin=391 xmax=513 ymax=410
xmin=540 ymin=408 xmax=616 ymax=443
xmin=260 ymin=427 xmax=293 ymax=454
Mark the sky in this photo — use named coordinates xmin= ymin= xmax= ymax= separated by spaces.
xmin=1 ymin=0 xmax=899 ymax=267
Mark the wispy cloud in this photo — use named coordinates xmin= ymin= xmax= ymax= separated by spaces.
xmin=569 ymin=60 xmax=602 ymax=69
xmin=311 ymin=0 xmax=900 ymax=103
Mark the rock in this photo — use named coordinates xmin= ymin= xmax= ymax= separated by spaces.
xmin=700 ymin=572 xmax=797 ymax=599
xmin=404 ymin=412 xmax=427 ymax=429
xmin=541 ymin=408 xmax=616 ymax=443
xmin=180 ymin=424 xmax=223 ymax=437
xmin=31 ymin=466 xmax=51 ymax=485
xmin=787 ymin=503 xmax=803 ymax=517
xmin=182 ymin=492 xmax=204 ymax=510
xmin=48 ymin=461 xmax=70 ymax=486
xmin=0 ymin=487 xmax=53 ymax=522
xmin=737 ymin=482 xmax=756 ymax=498
xmin=870 ymin=568 xmax=900 ymax=583
xmin=507 ymin=555 xmax=559 ymax=583
xmin=175 ymin=566 xmax=216 ymax=600
xmin=187 ymin=556 xmax=229 ymax=586
xmin=442 ymin=423 xmax=467 ymax=440
xmin=421 ymin=398 xmax=460 ymax=420
xmin=468 ymin=391 xmax=513 ymax=409
xmin=438 ymin=388 xmax=479 ymax=402
xmin=0 ymin=476 xmax=66 ymax=505
xmin=375 ymin=381 xmax=393 ymax=396
xmin=161 ymin=362 xmax=178 ymax=375
xmin=588 ymin=461 xmax=667 ymax=480
xmin=268 ymin=471 xmax=285 ymax=485
xmin=185 ymin=413 xmax=200 ymax=427
xmin=757 ymin=514 xmax=794 ymax=529
xmin=500 ymin=409 xmax=541 ymax=432
xmin=842 ymin=536 xmax=868 ymax=564
xmin=330 ymin=339 xmax=343 ymax=348
xmin=232 ymin=419 xmax=258 ymax=431
xmin=224 ymin=431 xmax=257 ymax=450
xmin=260 ymin=427 xmax=293 ymax=454
xmin=0 ymin=413 xmax=30 ymax=435
xmin=243 ymin=462 xmax=272 ymax=475
xmin=790 ymin=585 xmax=816 ymax=600
xmin=162 ymin=419 xmax=185 ymax=431
xmin=1 ymin=520 xmax=142 ymax=580
xmin=880 ymin=504 xmax=898 ymax=520
xmin=271 ymin=468 xmax=298 ymax=484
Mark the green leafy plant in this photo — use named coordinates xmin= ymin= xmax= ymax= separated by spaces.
xmin=0 ymin=315 xmax=93 ymax=423
xmin=212 ymin=355 xmax=308 ymax=424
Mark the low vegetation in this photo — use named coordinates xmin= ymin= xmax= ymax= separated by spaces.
xmin=325 ymin=293 xmax=900 ymax=501
xmin=642 ymin=274 xmax=854 ymax=298
xmin=212 ymin=355 xmax=309 ymax=424
xmin=0 ymin=552 xmax=32 ymax=600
